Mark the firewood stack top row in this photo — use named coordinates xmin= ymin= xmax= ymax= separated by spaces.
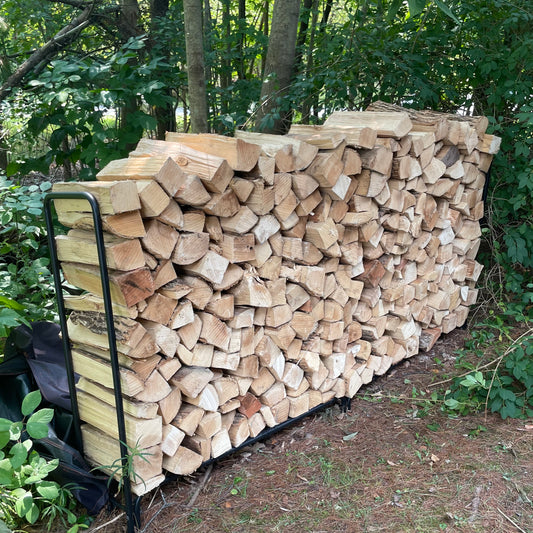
xmin=52 ymin=101 xmax=500 ymax=495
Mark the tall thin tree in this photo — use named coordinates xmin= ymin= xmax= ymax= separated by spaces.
xmin=183 ymin=0 xmax=209 ymax=132
xmin=254 ymin=0 xmax=300 ymax=133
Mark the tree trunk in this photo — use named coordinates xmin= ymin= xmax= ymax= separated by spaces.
xmin=237 ymin=0 xmax=246 ymax=80
xmin=220 ymin=0 xmax=231 ymax=115
xmin=254 ymin=0 xmax=300 ymax=134
xmin=117 ymin=0 xmax=144 ymax=148
xmin=183 ymin=0 xmax=209 ymax=133
xmin=150 ymin=0 xmax=176 ymax=139
xmin=260 ymin=1 xmax=269 ymax=77
xmin=301 ymin=0 xmax=319 ymax=123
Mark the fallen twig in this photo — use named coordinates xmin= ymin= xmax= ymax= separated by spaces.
xmin=497 ymin=507 xmax=527 ymax=533
xmin=87 ymin=512 xmax=125 ymax=532
xmin=186 ymin=463 xmax=214 ymax=508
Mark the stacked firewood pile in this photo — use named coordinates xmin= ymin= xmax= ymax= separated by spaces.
xmin=51 ymin=102 xmax=500 ymax=495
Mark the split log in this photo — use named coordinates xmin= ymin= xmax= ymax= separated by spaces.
xmin=234 ymin=130 xmax=318 ymax=171
xmin=324 ymin=111 xmax=412 ymax=138
xmin=131 ymin=139 xmax=234 ymax=193
xmin=52 ymin=180 xmax=141 ymax=215
xmin=165 ymin=132 xmax=261 ymax=171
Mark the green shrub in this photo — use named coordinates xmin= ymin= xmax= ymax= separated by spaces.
xmin=443 ymin=315 xmax=533 ymax=419
xmin=0 ymin=175 xmax=56 ymax=338
xmin=0 ymin=390 xmax=89 ymax=531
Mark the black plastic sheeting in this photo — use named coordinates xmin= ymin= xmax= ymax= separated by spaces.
xmin=0 ymin=322 xmax=108 ymax=515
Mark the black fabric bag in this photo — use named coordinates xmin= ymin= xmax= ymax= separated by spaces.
xmin=1 ymin=322 xmax=109 ymax=515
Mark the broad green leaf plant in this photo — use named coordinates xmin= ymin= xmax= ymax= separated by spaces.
xmin=0 ymin=175 xmax=56 ymax=338
xmin=0 ymin=390 xmax=88 ymax=532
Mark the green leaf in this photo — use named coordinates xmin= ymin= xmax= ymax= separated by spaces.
xmin=36 ymin=480 xmax=60 ymax=499
xmin=0 ymin=458 xmax=14 ymax=485
xmin=10 ymin=442 xmax=28 ymax=470
xmin=0 ymin=295 xmax=25 ymax=311
xmin=22 ymin=390 xmax=42 ymax=417
xmin=444 ymin=398 xmax=460 ymax=409
xmin=0 ymin=418 xmax=12 ymax=432
xmin=0 ymin=431 xmax=10 ymax=450
xmin=6 ymin=161 xmax=20 ymax=177
xmin=386 ymin=0 xmax=403 ymax=21
xmin=407 ymin=0 xmax=427 ymax=17
xmin=9 ymin=421 xmax=23 ymax=441
xmin=0 ymin=307 xmax=27 ymax=328
xmin=26 ymin=408 xmax=54 ymax=439
xmin=433 ymin=0 xmax=460 ymax=24
xmin=26 ymin=502 xmax=40 ymax=524
xmin=14 ymin=488 xmax=33 ymax=518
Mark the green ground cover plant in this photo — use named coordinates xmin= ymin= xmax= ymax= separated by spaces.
xmin=0 ymin=390 xmax=89 ymax=532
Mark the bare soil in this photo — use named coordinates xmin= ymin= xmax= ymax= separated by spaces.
xmin=89 ymin=328 xmax=533 ymax=533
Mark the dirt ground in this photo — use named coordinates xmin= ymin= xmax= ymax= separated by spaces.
xmin=88 ymin=328 xmax=533 ymax=533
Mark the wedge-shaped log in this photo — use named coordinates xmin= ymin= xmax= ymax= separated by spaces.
xmin=77 ymin=389 xmax=162 ymax=448
xmin=182 ymin=250 xmax=230 ymax=286
xmin=142 ymin=219 xmax=179 ymax=260
xmin=56 ymin=210 xmax=146 ymax=239
xmin=131 ymin=140 xmax=234 ymax=193
xmin=67 ymin=311 xmax=158 ymax=359
xmin=171 ymin=232 xmax=210 ymax=265
xmin=135 ymin=180 xmax=170 ymax=217
xmin=97 ymin=156 xmax=187 ymax=196
xmin=170 ymin=367 xmax=214 ymax=398
xmin=234 ymin=130 xmax=318 ymax=171
xmin=231 ymin=272 xmax=273 ymax=307
xmin=163 ymin=446 xmax=203 ymax=476
xmin=72 ymin=349 xmax=145 ymax=397
xmin=288 ymin=124 xmax=377 ymax=149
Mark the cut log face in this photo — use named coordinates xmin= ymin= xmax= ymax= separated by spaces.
xmin=55 ymin=103 xmax=497 ymax=489
xmin=171 ymin=232 xmax=210 ymax=265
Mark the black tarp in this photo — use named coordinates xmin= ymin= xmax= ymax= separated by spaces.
xmin=0 ymin=322 xmax=109 ymax=515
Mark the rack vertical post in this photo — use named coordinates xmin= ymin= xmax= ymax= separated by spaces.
xmin=44 ymin=191 xmax=138 ymax=532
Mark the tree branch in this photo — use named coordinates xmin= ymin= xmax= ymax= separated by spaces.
xmin=46 ymin=0 xmax=96 ymax=9
xmin=0 ymin=5 xmax=95 ymax=100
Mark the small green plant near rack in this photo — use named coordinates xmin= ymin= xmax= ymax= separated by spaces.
xmin=93 ymin=439 xmax=152 ymax=495
xmin=0 ymin=390 xmax=89 ymax=532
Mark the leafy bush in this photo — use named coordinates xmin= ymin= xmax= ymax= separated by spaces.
xmin=0 ymin=390 xmax=88 ymax=531
xmin=4 ymin=36 xmax=169 ymax=181
xmin=0 ymin=175 xmax=56 ymax=338
xmin=443 ymin=316 xmax=533 ymax=419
